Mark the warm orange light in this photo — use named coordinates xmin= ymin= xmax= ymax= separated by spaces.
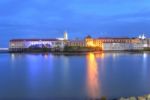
xmin=86 ymin=53 xmax=100 ymax=98
xmin=87 ymin=41 xmax=95 ymax=47
xmin=88 ymin=53 xmax=95 ymax=60
xmin=86 ymin=40 xmax=104 ymax=51
xmin=95 ymin=52 xmax=105 ymax=58
xmin=101 ymin=43 xmax=104 ymax=51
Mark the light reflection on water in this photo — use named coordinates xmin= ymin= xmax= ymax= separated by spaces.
xmin=86 ymin=53 xmax=100 ymax=98
xmin=1 ymin=52 xmax=150 ymax=99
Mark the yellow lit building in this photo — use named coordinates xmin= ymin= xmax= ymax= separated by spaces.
xmin=85 ymin=35 xmax=103 ymax=50
xmin=85 ymin=35 xmax=144 ymax=51
xmin=65 ymin=40 xmax=86 ymax=47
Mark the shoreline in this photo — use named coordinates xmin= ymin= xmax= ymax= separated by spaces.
xmin=3 ymin=50 xmax=150 ymax=54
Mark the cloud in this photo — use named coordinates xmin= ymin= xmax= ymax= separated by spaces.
xmin=0 ymin=0 xmax=150 ymax=47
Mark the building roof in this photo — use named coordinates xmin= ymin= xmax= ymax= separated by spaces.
xmin=67 ymin=40 xmax=84 ymax=42
xmin=86 ymin=35 xmax=92 ymax=38
xmin=10 ymin=39 xmax=59 ymax=42
xmin=97 ymin=37 xmax=136 ymax=39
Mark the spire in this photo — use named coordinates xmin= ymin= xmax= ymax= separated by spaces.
xmin=64 ymin=31 xmax=68 ymax=40
xmin=138 ymin=34 xmax=146 ymax=39
xmin=141 ymin=34 xmax=146 ymax=39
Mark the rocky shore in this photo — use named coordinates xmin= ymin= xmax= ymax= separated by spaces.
xmin=119 ymin=94 xmax=150 ymax=100
xmin=94 ymin=94 xmax=150 ymax=100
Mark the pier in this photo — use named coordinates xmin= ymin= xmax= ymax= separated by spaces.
xmin=0 ymin=48 xmax=9 ymax=53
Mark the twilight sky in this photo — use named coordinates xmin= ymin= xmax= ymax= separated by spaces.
xmin=0 ymin=0 xmax=150 ymax=47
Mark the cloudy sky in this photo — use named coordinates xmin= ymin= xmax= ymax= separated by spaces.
xmin=0 ymin=0 xmax=150 ymax=47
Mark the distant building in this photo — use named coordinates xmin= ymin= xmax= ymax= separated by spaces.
xmin=9 ymin=32 xmax=149 ymax=52
xmin=84 ymin=36 xmax=144 ymax=50
xmin=9 ymin=32 xmax=69 ymax=52
xmin=138 ymin=34 xmax=146 ymax=40
xmin=147 ymin=39 xmax=150 ymax=47
xmin=85 ymin=35 xmax=103 ymax=49
xmin=66 ymin=40 xmax=86 ymax=47
xmin=65 ymin=35 xmax=145 ymax=51
xmin=64 ymin=31 xmax=68 ymax=40
xmin=138 ymin=34 xmax=150 ymax=48
xmin=9 ymin=39 xmax=65 ymax=52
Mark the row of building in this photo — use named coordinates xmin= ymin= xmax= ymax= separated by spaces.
xmin=9 ymin=32 xmax=150 ymax=52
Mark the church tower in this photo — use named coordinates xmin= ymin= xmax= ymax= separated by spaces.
xmin=64 ymin=31 xmax=68 ymax=40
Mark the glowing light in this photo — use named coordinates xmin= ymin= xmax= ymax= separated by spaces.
xmin=139 ymin=34 xmax=146 ymax=39
xmin=143 ymin=53 xmax=147 ymax=59
xmin=95 ymin=52 xmax=105 ymax=58
xmin=144 ymin=44 xmax=148 ymax=47
xmin=86 ymin=53 xmax=100 ymax=98
xmin=101 ymin=43 xmax=104 ymax=51
xmin=86 ymin=38 xmax=104 ymax=51
xmin=11 ymin=43 xmax=15 ymax=47
xmin=64 ymin=31 xmax=68 ymax=40
xmin=87 ymin=41 xmax=95 ymax=47
xmin=142 ymin=34 xmax=146 ymax=39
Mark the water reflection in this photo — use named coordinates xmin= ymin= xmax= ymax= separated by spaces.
xmin=142 ymin=53 xmax=148 ymax=77
xmin=95 ymin=52 xmax=105 ymax=59
xmin=7 ymin=52 xmax=150 ymax=99
xmin=86 ymin=53 xmax=100 ymax=98
xmin=11 ymin=53 xmax=15 ymax=61
xmin=43 ymin=53 xmax=49 ymax=59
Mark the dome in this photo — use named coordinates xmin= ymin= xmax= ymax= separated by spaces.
xmin=86 ymin=35 xmax=92 ymax=39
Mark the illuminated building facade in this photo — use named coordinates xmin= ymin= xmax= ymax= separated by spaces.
xmin=65 ymin=40 xmax=86 ymax=47
xmin=85 ymin=36 xmax=144 ymax=50
xmin=9 ymin=32 xmax=68 ymax=52
xmin=9 ymin=32 xmax=150 ymax=52
xmin=9 ymin=39 xmax=65 ymax=52
xmin=85 ymin=35 xmax=103 ymax=50
xmin=148 ymin=39 xmax=150 ymax=47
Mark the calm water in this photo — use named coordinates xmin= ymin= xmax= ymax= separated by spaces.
xmin=0 ymin=52 xmax=150 ymax=99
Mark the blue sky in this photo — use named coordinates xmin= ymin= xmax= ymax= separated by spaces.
xmin=0 ymin=0 xmax=150 ymax=47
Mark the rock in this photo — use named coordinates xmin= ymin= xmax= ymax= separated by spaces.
xmin=138 ymin=96 xmax=146 ymax=100
xmin=129 ymin=97 xmax=136 ymax=100
xmin=119 ymin=97 xmax=129 ymax=100
xmin=146 ymin=94 xmax=150 ymax=100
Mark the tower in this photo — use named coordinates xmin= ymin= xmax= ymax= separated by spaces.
xmin=141 ymin=34 xmax=146 ymax=40
xmin=64 ymin=31 xmax=68 ymax=40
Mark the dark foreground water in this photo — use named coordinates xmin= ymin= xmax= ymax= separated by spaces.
xmin=0 ymin=52 xmax=150 ymax=100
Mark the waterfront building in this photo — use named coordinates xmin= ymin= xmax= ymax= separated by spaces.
xmin=9 ymin=39 xmax=65 ymax=52
xmin=85 ymin=35 xmax=103 ymax=49
xmin=137 ymin=34 xmax=150 ymax=48
xmin=138 ymin=34 xmax=146 ymax=40
xmin=9 ymin=32 xmax=149 ymax=52
xmin=98 ymin=37 xmax=133 ymax=51
xmin=65 ymin=40 xmax=86 ymax=47
xmin=147 ymin=39 xmax=150 ymax=48
xmin=9 ymin=32 xmax=68 ymax=52
xmin=85 ymin=36 xmax=144 ymax=50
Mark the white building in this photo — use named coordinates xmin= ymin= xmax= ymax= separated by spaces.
xmin=9 ymin=39 xmax=65 ymax=49
xmin=9 ymin=32 xmax=69 ymax=52
xmin=103 ymin=43 xmax=133 ymax=51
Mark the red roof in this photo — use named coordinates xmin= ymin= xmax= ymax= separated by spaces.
xmin=10 ymin=39 xmax=59 ymax=42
